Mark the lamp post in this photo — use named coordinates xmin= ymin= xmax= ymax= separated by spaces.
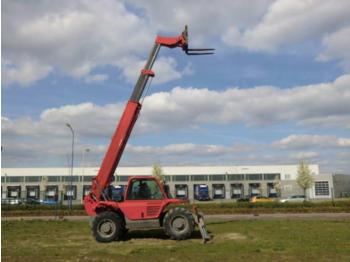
xmin=81 ymin=148 xmax=90 ymax=203
xmin=65 ymin=123 xmax=75 ymax=212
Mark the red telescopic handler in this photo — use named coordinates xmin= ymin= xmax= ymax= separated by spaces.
xmin=84 ymin=26 xmax=214 ymax=243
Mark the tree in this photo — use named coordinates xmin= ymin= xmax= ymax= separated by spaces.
xmin=152 ymin=163 xmax=165 ymax=183
xmin=258 ymin=183 xmax=266 ymax=197
xmin=40 ymin=176 xmax=48 ymax=200
xmin=273 ymin=176 xmax=282 ymax=198
xmin=296 ymin=160 xmax=314 ymax=200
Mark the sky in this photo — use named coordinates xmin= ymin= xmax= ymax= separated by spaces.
xmin=1 ymin=0 xmax=350 ymax=173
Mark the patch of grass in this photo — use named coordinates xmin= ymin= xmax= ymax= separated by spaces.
xmin=2 ymin=219 xmax=350 ymax=261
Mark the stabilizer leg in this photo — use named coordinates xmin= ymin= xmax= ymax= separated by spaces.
xmin=192 ymin=206 xmax=211 ymax=243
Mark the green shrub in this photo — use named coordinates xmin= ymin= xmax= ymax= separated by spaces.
xmin=2 ymin=200 xmax=350 ymax=215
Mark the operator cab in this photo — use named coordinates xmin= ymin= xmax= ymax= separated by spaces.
xmin=126 ymin=178 xmax=164 ymax=200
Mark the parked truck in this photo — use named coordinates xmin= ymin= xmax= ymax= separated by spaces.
xmin=194 ymin=184 xmax=211 ymax=201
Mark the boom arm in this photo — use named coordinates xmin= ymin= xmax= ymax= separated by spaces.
xmin=88 ymin=26 xmax=214 ymax=201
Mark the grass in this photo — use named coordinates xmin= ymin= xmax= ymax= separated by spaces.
xmin=2 ymin=219 xmax=350 ymax=261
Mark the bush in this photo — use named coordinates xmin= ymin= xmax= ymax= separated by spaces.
xmin=1 ymin=204 xmax=85 ymax=211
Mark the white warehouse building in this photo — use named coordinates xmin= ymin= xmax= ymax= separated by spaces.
xmin=2 ymin=164 xmax=346 ymax=203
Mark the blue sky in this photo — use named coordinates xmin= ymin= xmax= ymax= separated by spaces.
xmin=2 ymin=0 xmax=350 ymax=172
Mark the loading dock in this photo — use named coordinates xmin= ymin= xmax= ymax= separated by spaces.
xmin=212 ymin=184 xmax=225 ymax=199
xmin=26 ymin=185 xmax=40 ymax=200
xmin=45 ymin=186 xmax=58 ymax=201
xmin=64 ymin=185 xmax=77 ymax=200
xmin=267 ymin=183 xmax=278 ymax=197
xmin=249 ymin=183 xmax=261 ymax=197
xmin=175 ymin=184 xmax=188 ymax=199
xmin=7 ymin=186 xmax=21 ymax=199
xmin=194 ymin=184 xmax=210 ymax=201
xmin=231 ymin=183 xmax=244 ymax=199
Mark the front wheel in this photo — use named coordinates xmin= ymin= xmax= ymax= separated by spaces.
xmin=92 ymin=211 xmax=123 ymax=242
xmin=163 ymin=207 xmax=195 ymax=240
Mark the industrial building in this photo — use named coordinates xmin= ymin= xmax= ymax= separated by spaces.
xmin=1 ymin=165 xmax=349 ymax=204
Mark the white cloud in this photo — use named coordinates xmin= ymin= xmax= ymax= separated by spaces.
xmin=290 ymin=151 xmax=319 ymax=160
xmin=2 ymin=74 xmax=350 ymax=169
xmin=4 ymin=0 xmax=350 ymax=86
xmin=273 ymin=135 xmax=350 ymax=150
xmin=118 ymin=56 xmax=182 ymax=85
xmin=2 ymin=60 xmax=52 ymax=86
xmin=84 ymin=74 xmax=109 ymax=84
xmin=128 ymin=0 xmax=273 ymax=44
xmin=317 ymin=26 xmax=350 ymax=71
xmin=221 ymin=0 xmax=350 ymax=72
xmin=126 ymin=143 xmax=251 ymax=156
xmin=2 ymin=74 xmax=350 ymax=142
xmin=2 ymin=0 xmax=209 ymax=87
xmin=222 ymin=0 xmax=350 ymax=52
xmin=140 ymin=74 xmax=350 ymax=131
xmin=2 ymin=0 xmax=153 ymax=86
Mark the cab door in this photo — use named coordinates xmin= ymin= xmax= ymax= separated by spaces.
xmin=121 ymin=178 xmax=164 ymax=220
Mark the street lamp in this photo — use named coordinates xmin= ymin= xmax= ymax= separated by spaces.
xmin=81 ymin=148 xmax=90 ymax=203
xmin=65 ymin=123 xmax=75 ymax=211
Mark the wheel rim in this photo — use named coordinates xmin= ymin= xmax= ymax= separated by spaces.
xmin=98 ymin=219 xmax=116 ymax=238
xmin=171 ymin=216 xmax=188 ymax=232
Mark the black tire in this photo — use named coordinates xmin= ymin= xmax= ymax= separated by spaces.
xmin=92 ymin=211 xmax=123 ymax=243
xmin=163 ymin=207 xmax=195 ymax=240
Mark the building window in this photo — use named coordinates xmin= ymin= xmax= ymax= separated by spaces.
xmin=48 ymin=176 xmax=61 ymax=182
xmin=62 ymin=176 xmax=80 ymax=182
xmin=25 ymin=176 xmax=42 ymax=182
xmin=119 ymin=176 xmax=130 ymax=182
xmin=172 ymin=175 xmax=189 ymax=182
xmin=227 ymin=174 xmax=244 ymax=181
xmin=191 ymin=175 xmax=208 ymax=181
xmin=263 ymin=173 xmax=280 ymax=180
xmin=8 ymin=176 xmax=24 ymax=183
xmin=315 ymin=181 xmax=329 ymax=196
xmin=83 ymin=176 xmax=94 ymax=182
xmin=284 ymin=174 xmax=291 ymax=180
xmin=246 ymin=174 xmax=262 ymax=180
xmin=209 ymin=175 xmax=226 ymax=181
xmin=163 ymin=176 xmax=171 ymax=182
xmin=1 ymin=177 xmax=5 ymax=183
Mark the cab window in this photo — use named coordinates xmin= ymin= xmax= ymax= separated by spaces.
xmin=127 ymin=180 xmax=163 ymax=200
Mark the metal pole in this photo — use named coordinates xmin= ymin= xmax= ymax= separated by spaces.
xmin=81 ymin=148 xmax=90 ymax=203
xmin=65 ymin=123 xmax=75 ymax=212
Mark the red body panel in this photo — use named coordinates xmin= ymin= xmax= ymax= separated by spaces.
xmin=84 ymin=197 xmax=186 ymax=219
xmin=119 ymin=198 xmax=186 ymax=220
xmin=155 ymin=35 xmax=186 ymax=48
xmin=84 ymin=175 xmax=188 ymax=219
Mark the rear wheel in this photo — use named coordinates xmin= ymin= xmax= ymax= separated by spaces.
xmin=92 ymin=211 xmax=123 ymax=242
xmin=163 ymin=207 xmax=194 ymax=240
